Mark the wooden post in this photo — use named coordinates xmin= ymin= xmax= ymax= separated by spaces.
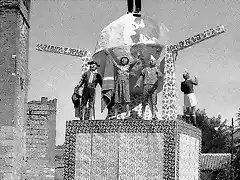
xmin=231 ymin=117 xmax=235 ymax=180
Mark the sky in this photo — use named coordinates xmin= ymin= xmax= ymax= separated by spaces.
xmin=28 ymin=0 xmax=240 ymax=145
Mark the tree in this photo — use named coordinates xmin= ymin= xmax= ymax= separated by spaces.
xmin=232 ymin=108 xmax=240 ymax=179
xmin=233 ymin=148 xmax=240 ymax=179
xmin=237 ymin=107 xmax=240 ymax=126
xmin=191 ymin=109 xmax=236 ymax=180
xmin=194 ymin=109 xmax=231 ymax=153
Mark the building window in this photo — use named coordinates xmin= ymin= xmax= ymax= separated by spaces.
xmin=20 ymin=77 xmax=24 ymax=90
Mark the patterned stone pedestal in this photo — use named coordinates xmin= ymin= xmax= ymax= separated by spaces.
xmin=64 ymin=119 xmax=201 ymax=180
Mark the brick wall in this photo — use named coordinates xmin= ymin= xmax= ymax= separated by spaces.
xmin=55 ymin=146 xmax=64 ymax=180
xmin=26 ymin=97 xmax=57 ymax=179
xmin=0 ymin=0 xmax=31 ymax=179
xmin=0 ymin=1 xmax=18 ymax=127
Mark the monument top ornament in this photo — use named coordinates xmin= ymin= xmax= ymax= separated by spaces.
xmin=89 ymin=7 xmax=225 ymax=120
xmin=93 ymin=13 xmax=169 ymax=55
xmin=92 ymin=13 xmax=169 ymax=97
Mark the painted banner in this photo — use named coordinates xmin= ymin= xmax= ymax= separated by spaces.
xmin=168 ymin=25 xmax=225 ymax=52
xmin=36 ymin=43 xmax=88 ymax=57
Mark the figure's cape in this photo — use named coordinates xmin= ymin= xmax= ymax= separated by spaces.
xmin=72 ymin=93 xmax=81 ymax=108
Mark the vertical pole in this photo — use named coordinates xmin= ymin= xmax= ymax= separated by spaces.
xmin=231 ymin=117 xmax=234 ymax=180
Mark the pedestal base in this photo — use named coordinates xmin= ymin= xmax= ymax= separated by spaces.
xmin=64 ymin=119 xmax=201 ymax=180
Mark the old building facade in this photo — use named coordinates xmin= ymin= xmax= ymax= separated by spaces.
xmin=0 ymin=0 xmax=31 ymax=179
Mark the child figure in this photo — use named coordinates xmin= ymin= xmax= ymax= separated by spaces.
xmin=181 ymin=71 xmax=198 ymax=126
xmin=107 ymin=49 xmax=137 ymax=119
xmin=135 ymin=55 xmax=163 ymax=120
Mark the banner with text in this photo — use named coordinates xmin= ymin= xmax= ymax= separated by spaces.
xmin=36 ymin=44 xmax=88 ymax=57
xmin=168 ymin=25 xmax=225 ymax=52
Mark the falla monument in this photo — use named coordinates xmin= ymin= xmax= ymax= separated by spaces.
xmin=64 ymin=0 xmax=225 ymax=179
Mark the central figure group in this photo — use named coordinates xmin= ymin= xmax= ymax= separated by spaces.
xmin=75 ymin=48 xmax=163 ymax=120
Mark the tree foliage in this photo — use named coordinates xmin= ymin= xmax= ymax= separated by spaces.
xmin=232 ymin=108 xmax=240 ymax=180
xmin=237 ymin=107 xmax=240 ymax=120
xmin=186 ymin=108 xmax=240 ymax=179
xmin=194 ymin=109 xmax=231 ymax=153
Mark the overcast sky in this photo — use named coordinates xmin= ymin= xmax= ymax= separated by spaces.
xmin=28 ymin=0 xmax=240 ymax=145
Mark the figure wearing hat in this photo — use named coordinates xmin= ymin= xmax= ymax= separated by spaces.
xmin=77 ymin=60 xmax=102 ymax=120
xmin=135 ymin=55 xmax=163 ymax=120
xmin=181 ymin=71 xmax=198 ymax=126
xmin=106 ymin=49 xmax=138 ymax=119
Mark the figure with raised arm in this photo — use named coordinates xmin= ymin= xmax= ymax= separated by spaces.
xmin=181 ymin=71 xmax=198 ymax=126
xmin=106 ymin=49 xmax=137 ymax=119
xmin=77 ymin=60 xmax=102 ymax=120
xmin=134 ymin=55 xmax=163 ymax=120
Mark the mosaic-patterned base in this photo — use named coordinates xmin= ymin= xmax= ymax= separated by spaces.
xmin=64 ymin=119 xmax=201 ymax=180
xmin=176 ymin=120 xmax=202 ymax=180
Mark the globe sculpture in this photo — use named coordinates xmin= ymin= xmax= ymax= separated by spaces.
xmin=92 ymin=13 xmax=171 ymax=120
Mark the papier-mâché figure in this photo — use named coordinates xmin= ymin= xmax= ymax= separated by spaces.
xmin=106 ymin=49 xmax=137 ymax=119
xmin=181 ymin=71 xmax=198 ymax=126
xmin=135 ymin=55 xmax=163 ymax=120
xmin=77 ymin=60 xmax=102 ymax=120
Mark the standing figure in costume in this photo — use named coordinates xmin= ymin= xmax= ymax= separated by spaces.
xmin=135 ymin=55 xmax=163 ymax=120
xmin=71 ymin=86 xmax=81 ymax=119
xmin=77 ymin=61 xmax=102 ymax=120
xmin=107 ymin=49 xmax=137 ymax=119
xmin=181 ymin=72 xmax=198 ymax=126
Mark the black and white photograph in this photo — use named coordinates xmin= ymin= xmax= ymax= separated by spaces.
xmin=0 ymin=0 xmax=240 ymax=179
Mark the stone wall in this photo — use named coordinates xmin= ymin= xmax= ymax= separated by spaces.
xmin=0 ymin=1 xmax=19 ymax=127
xmin=0 ymin=0 xmax=31 ymax=179
xmin=55 ymin=146 xmax=64 ymax=180
xmin=26 ymin=97 xmax=57 ymax=179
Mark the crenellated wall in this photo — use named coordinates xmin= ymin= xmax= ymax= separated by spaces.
xmin=26 ymin=97 xmax=57 ymax=179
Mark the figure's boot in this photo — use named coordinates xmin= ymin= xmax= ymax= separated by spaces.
xmin=182 ymin=112 xmax=186 ymax=121
xmin=75 ymin=106 xmax=81 ymax=120
xmin=185 ymin=115 xmax=191 ymax=124
xmin=126 ymin=104 xmax=130 ymax=118
xmin=152 ymin=113 xmax=157 ymax=120
xmin=74 ymin=107 xmax=77 ymax=119
xmin=114 ymin=104 xmax=118 ymax=119
xmin=150 ymin=104 xmax=157 ymax=120
xmin=191 ymin=114 xmax=197 ymax=127
xmin=82 ymin=107 xmax=86 ymax=121
xmin=142 ymin=105 xmax=146 ymax=119
xmin=89 ymin=108 xmax=94 ymax=120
